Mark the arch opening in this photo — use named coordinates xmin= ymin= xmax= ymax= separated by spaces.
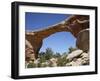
xmin=39 ymin=31 xmax=76 ymax=55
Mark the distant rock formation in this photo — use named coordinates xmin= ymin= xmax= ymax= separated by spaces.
xmin=25 ymin=15 xmax=89 ymax=62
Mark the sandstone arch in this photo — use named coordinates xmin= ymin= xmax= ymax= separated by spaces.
xmin=25 ymin=15 xmax=89 ymax=61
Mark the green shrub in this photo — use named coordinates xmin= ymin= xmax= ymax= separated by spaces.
xmin=27 ymin=62 xmax=36 ymax=68
xmin=26 ymin=47 xmax=78 ymax=68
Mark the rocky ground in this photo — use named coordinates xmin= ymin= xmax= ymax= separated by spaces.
xmin=66 ymin=50 xmax=89 ymax=66
xmin=25 ymin=49 xmax=89 ymax=68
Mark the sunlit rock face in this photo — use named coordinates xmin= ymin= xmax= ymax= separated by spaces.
xmin=25 ymin=15 xmax=89 ymax=61
xmin=49 ymin=58 xmax=58 ymax=67
xmin=25 ymin=40 xmax=35 ymax=62
xmin=66 ymin=49 xmax=83 ymax=61
xmin=66 ymin=50 xmax=89 ymax=66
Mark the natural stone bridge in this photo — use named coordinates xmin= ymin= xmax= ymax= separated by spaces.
xmin=25 ymin=15 xmax=89 ymax=61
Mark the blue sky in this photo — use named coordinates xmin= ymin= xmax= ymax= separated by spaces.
xmin=25 ymin=12 xmax=76 ymax=54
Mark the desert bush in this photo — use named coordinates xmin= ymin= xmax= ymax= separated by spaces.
xmin=68 ymin=47 xmax=78 ymax=53
xmin=27 ymin=61 xmax=36 ymax=68
xmin=26 ymin=47 xmax=78 ymax=68
xmin=57 ymin=56 xmax=68 ymax=66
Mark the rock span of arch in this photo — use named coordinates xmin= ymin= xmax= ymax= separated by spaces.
xmin=25 ymin=15 xmax=89 ymax=61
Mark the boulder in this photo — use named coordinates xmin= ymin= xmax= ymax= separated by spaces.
xmin=66 ymin=49 xmax=83 ymax=61
xmin=66 ymin=58 xmax=82 ymax=66
xmin=81 ymin=52 xmax=89 ymax=65
xmin=49 ymin=58 xmax=58 ymax=67
xmin=66 ymin=50 xmax=89 ymax=66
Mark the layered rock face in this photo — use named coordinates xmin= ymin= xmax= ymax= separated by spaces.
xmin=25 ymin=15 xmax=89 ymax=62
xmin=25 ymin=40 xmax=35 ymax=61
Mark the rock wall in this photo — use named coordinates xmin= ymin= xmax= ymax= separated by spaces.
xmin=76 ymin=29 xmax=89 ymax=52
xmin=25 ymin=15 xmax=89 ymax=62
